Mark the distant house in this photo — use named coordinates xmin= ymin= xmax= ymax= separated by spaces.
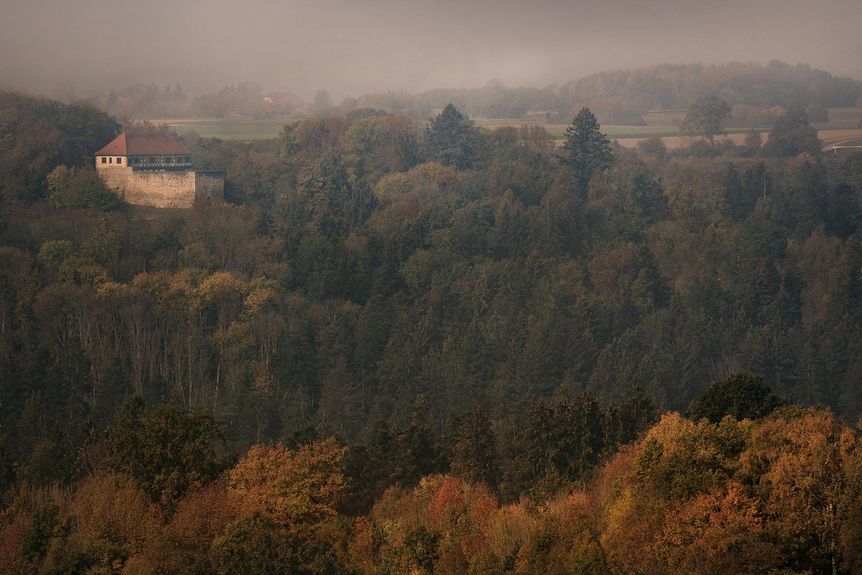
xmin=95 ymin=132 xmax=223 ymax=208
xmin=263 ymin=91 xmax=310 ymax=115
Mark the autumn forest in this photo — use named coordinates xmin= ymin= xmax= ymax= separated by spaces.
xmin=1 ymin=57 xmax=862 ymax=574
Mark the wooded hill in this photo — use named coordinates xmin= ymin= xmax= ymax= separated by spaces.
xmin=0 ymin=88 xmax=861 ymax=573
xmin=54 ymin=60 xmax=862 ymax=124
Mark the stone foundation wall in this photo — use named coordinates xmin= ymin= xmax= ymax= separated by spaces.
xmin=98 ymin=166 xmax=196 ymax=208
xmin=97 ymin=167 xmax=225 ymax=208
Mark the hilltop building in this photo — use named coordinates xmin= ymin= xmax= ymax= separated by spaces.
xmin=95 ymin=133 xmax=223 ymax=208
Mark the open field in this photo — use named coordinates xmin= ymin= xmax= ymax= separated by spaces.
xmin=819 ymin=128 xmax=862 ymax=147
xmin=152 ymin=117 xmax=290 ymax=140
xmin=614 ymin=129 xmax=862 ymax=150
xmin=475 ymin=120 xmax=778 ymax=141
xmin=151 ymin=107 xmax=862 ymax=147
xmin=815 ymin=106 xmax=862 ymax=129
xmin=474 ymin=120 xmax=684 ymax=139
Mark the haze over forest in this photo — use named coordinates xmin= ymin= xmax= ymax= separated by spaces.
xmin=5 ymin=1 xmax=862 ymax=573
xmin=2 ymin=0 xmax=862 ymax=99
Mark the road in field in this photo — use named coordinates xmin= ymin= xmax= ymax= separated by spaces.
xmin=819 ymin=130 xmax=862 ymax=152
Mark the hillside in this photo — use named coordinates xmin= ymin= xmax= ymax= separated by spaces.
xmin=1 ymin=87 xmax=862 ymax=573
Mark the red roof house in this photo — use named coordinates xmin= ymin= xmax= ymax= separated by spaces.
xmin=94 ymin=133 xmax=193 ymax=156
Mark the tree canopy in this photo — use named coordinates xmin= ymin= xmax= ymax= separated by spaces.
xmin=681 ymin=95 xmax=731 ymax=140
xmin=106 ymin=398 xmax=225 ymax=507
xmin=424 ymin=103 xmax=483 ymax=170
xmin=763 ymin=106 xmax=822 ymax=156
xmin=563 ymin=107 xmax=614 ymax=196
xmin=688 ymin=373 xmax=784 ymax=423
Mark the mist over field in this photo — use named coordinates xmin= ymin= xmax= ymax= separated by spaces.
xmin=2 ymin=0 xmax=861 ymax=98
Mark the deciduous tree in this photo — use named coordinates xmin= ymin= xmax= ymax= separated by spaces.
xmin=681 ymin=95 xmax=731 ymax=141
xmin=227 ymin=438 xmax=346 ymax=526
xmin=688 ymin=373 xmax=783 ymax=423
xmin=763 ymin=106 xmax=822 ymax=157
xmin=106 ymin=398 xmax=225 ymax=507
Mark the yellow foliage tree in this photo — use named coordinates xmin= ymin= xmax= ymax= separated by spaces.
xmin=738 ymin=407 xmax=861 ymax=573
xmin=227 ymin=438 xmax=346 ymax=527
xmin=42 ymin=471 xmax=160 ymax=573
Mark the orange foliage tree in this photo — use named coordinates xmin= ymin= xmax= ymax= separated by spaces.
xmin=227 ymin=437 xmax=346 ymax=526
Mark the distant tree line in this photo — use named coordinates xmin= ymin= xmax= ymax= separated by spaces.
xmin=45 ymin=60 xmax=862 ymax=125
xmin=350 ymin=60 xmax=861 ymax=123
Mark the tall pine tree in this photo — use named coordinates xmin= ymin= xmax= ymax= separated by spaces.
xmin=450 ymin=407 xmax=499 ymax=489
xmin=563 ymin=107 xmax=614 ymax=197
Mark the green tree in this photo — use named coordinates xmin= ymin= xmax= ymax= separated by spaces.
xmin=637 ymin=135 xmax=668 ymax=160
xmin=510 ymin=395 xmax=606 ymax=499
xmin=450 ymin=407 xmax=499 ymax=489
xmin=393 ymin=400 xmax=442 ymax=487
xmin=425 ymin=103 xmax=483 ymax=170
xmin=563 ymin=107 xmax=614 ymax=197
xmin=106 ymin=398 xmax=225 ymax=507
xmin=211 ymin=515 xmax=312 ymax=575
xmin=604 ymin=386 xmax=659 ymax=450
xmin=46 ymin=165 xmax=123 ymax=211
xmin=681 ymin=95 xmax=731 ymax=141
xmin=688 ymin=373 xmax=783 ymax=423
xmin=763 ymin=106 xmax=822 ymax=157
xmin=298 ymin=150 xmax=373 ymax=236
xmin=0 ymin=91 xmax=119 ymax=201
xmin=21 ymin=502 xmax=58 ymax=563
xmin=743 ymin=129 xmax=763 ymax=154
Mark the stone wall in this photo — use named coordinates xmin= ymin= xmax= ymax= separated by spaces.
xmin=97 ymin=165 xmax=225 ymax=208
xmin=98 ymin=165 xmax=197 ymax=208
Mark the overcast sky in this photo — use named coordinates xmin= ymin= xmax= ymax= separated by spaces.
xmin=2 ymin=0 xmax=860 ymax=99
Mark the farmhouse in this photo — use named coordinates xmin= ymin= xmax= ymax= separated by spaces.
xmin=94 ymin=132 xmax=223 ymax=208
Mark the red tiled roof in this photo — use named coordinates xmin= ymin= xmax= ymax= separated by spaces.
xmin=95 ymin=133 xmax=192 ymax=156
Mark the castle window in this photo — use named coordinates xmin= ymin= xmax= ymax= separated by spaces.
xmin=116 ymin=157 xmax=122 ymax=164
xmin=109 ymin=157 xmax=112 ymax=164
xmin=101 ymin=157 xmax=106 ymax=164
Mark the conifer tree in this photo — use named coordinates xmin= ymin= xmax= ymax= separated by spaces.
xmin=451 ymin=407 xmax=499 ymax=489
xmin=563 ymin=107 xmax=614 ymax=197
xmin=425 ymin=103 xmax=482 ymax=170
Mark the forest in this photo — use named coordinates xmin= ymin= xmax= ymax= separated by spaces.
xmin=1 ymin=81 xmax=862 ymax=574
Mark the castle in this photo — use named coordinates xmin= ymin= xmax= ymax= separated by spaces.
xmin=95 ymin=133 xmax=224 ymax=208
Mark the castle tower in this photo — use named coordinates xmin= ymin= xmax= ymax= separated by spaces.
xmin=95 ymin=133 xmax=223 ymax=208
